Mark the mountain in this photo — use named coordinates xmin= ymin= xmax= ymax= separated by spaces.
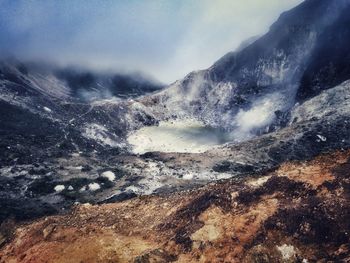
xmin=0 ymin=60 xmax=163 ymax=164
xmin=1 ymin=60 xmax=164 ymax=100
xmin=145 ymin=0 xmax=350 ymax=135
xmin=0 ymin=61 xmax=162 ymax=222
xmin=1 ymin=1 xmax=350 ymax=260
xmin=55 ymin=67 xmax=163 ymax=101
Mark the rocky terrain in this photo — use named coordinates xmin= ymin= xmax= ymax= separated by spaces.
xmin=1 ymin=150 xmax=350 ymax=262
xmin=1 ymin=0 xmax=350 ymax=261
xmin=0 ymin=60 xmax=165 ymax=222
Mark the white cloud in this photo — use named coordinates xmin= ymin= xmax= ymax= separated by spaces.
xmin=0 ymin=0 xmax=303 ymax=83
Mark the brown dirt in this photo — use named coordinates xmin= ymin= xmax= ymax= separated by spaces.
xmin=1 ymin=150 xmax=350 ymax=263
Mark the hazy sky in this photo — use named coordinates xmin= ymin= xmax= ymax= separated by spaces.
xmin=0 ymin=0 xmax=303 ymax=83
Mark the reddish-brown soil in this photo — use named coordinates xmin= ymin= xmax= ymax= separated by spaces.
xmin=1 ymin=150 xmax=350 ymax=262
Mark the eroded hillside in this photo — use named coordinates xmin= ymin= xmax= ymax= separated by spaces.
xmin=1 ymin=150 xmax=350 ymax=262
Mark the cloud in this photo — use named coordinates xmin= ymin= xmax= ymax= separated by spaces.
xmin=0 ymin=0 xmax=303 ymax=83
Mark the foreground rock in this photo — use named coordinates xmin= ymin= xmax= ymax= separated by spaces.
xmin=1 ymin=150 xmax=350 ymax=262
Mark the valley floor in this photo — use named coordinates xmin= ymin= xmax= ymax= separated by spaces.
xmin=1 ymin=150 xmax=350 ymax=262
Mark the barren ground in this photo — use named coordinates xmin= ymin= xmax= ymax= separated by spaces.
xmin=1 ymin=150 xmax=350 ymax=262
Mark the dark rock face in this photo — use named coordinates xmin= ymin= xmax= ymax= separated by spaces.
xmin=212 ymin=0 xmax=349 ymax=88
xmin=297 ymin=4 xmax=350 ymax=101
xmin=211 ymin=0 xmax=336 ymax=84
xmin=0 ymin=100 xmax=75 ymax=167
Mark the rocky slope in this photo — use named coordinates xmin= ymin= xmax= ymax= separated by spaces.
xmin=144 ymin=0 xmax=350 ymax=134
xmin=1 ymin=150 xmax=350 ymax=262
xmin=0 ymin=61 xmax=162 ymax=222
xmin=0 ymin=60 xmax=163 ymax=165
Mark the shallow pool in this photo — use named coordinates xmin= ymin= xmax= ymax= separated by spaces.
xmin=127 ymin=120 xmax=234 ymax=154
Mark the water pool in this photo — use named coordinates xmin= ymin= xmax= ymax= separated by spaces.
xmin=127 ymin=120 xmax=234 ymax=154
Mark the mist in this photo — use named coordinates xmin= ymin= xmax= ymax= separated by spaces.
xmin=0 ymin=0 xmax=303 ymax=83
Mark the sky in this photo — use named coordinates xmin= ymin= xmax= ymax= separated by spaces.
xmin=0 ymin=0 xmax=303 ymax=83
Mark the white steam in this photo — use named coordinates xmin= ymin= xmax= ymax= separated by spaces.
xmin=232 ymin=93 xmax=285 ymax=141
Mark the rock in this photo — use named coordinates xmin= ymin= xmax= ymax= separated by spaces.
xmin=88 ymin=183 xmax=100 ymax=191
xmin=54 ymin=185 xmax=65 ymax=192
xmin=101 ymin=171 xmax=116 ymax=181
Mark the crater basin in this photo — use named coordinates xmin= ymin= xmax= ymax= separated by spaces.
xmin=127 ymin=120 xmax=234 ymax=154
